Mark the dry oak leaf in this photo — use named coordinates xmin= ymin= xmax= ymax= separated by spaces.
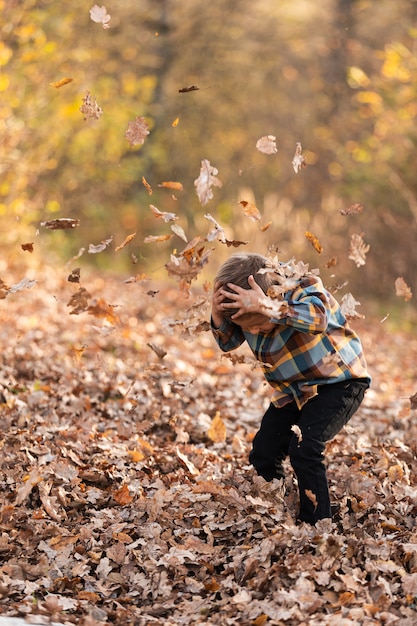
xmin=88 ymin=236 xmax=114 ymax=253
xmin=395 ymin=277 xmax=412 ymax=301
xmin=67 ymin=268 xmax=81 ymax=283
xmin=194 ymin=159 xmax=222 ymax=206
xmin=150 ymin=204 xmax=178 ymax=222
xmin=50 ymin=77 xmax=74 ymax=88
xmin=89 ymin=4 xmax=111 ymax=29
xmin=239 ymin=200 xmax=261 ymax=221
xmin=41 ymin=218 xmax=80 ymax=229
xmin=67 ymin=287 xmax=91 ymax=315
xmin=292 ymin=142 xmax=307 ymax=173
xmin=158 ymin=181 xmax=184 ymax=191
xmin=256 ymin=135 xmax=278 ymax=154
xmin=80 ymin=90 xmax=103 ymax=120
xmin=348 ymin=233 xmax=370 ymax=267
xmin=113 ymin=483 xmax=133 ymax=506
xmin=305 ymin=231 xmax=323 ymax=254
xmin=144 ymin=234 xmax=174 ymax=243
xmin=142 ymin=176 xmax=153 ymax=195
xmin=340 ymin=292 xmax=364 ymax=320
xmin=21 ymin=242 xmax=34 ymax=252
xmin=207 ymin=411 xmax=227 ymax=443
xmin=409 ymin=392 xmax=417 ymax=410
xmin=340 ymin=202 xmax=364 ymax=216
xmin=125 ymin=116 xmax=150 ymax=147
xmin=115 ymin=232 xmax=136 ymax=252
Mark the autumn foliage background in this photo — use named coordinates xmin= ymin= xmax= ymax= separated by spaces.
xmin=1 ymin=1 xmax=417 ymax=625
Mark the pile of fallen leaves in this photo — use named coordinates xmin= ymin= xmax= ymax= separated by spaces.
xmin=1 ymin=266 xmax=417 ymax=626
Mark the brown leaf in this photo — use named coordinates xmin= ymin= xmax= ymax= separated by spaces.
xmin=115 ymin=232 xmax=136 ymax=252
xmin=107 ymin=542 xmax=126 ymax=565
xmin=292 ymin=142 xmax=307 ymax=173
xmin=256 ymin=135 xmax=278 ymax=155
xmin=348 ymin=233 xmax=370 ymax=267
xmin=21 ymin=242 xmax=34 ymax=252
xmin=305 ymin=231 xmax=323 ymax=254
xmin=179 ymin=85 xmax=200 ymax=93
xmin=80 ymin=90 xmax=103 ymax=120
xmin=150 ymin=204 xmax=178 ymax=222
xmin=207 ymin=412 xmax=227 ymax=443
xmin=340 ymin=203 xmax=364 ymax=216
xmin=88 ymin=236 xmax=114 ymax=253
xmin=158 ymin=181 xmax=184 ymax=191
xmin=305 ymin=489 xmax=318 ymax=510
xmin=41 ymin=218 xmax=80 ymax=230
xmin=67 ymin=268 xmax=81 ymax=283
xmin=125 ymin=116 xmax=150 ymax=146
xmin=239 ymin=200 xmax=261 ymax=221
xmin=410 ymin=392 xmax=417 ymax=410
xmin=67 ymin=287 xmax=91 ymax=315
xmin=113 ymin=483 xmax=133 ymax=505
xmin=50 ymin=77 xmax=74 ymax=88
xmin=395 ymin=277 xmax=412 ymax=301
xmin=144 ymin=234 xmax=174 ymax=243
xmin=142 ymin=176 xmax=153 ymax=195
xmin=194 ymin=159 xmax=222 ymax=206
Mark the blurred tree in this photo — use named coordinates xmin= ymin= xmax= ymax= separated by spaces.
xmin=0 ymin=0 xmax=416 ymax=310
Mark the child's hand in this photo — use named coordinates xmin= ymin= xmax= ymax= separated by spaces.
xmin=211 ymin=281 xmax=227 ymax=328
xmin=221 ymin=275 xmax=271 ymax=319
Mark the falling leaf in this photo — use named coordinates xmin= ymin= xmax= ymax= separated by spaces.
xmin=291 ymin=424 xmax=303 ymax=443
xmin=395 ymin=277 xmax=412 ymax=301
xmin=67 ymin=287 xmax=91 ymax=315
xmin=305 ymin=231 xmax=323 ymax=254
xmin=142 ymin=176 xmax=153 ymax=195
xmin=88 ymin=298 xmax=119 ymax=324
xmin=194 ymin=159 xmax=223 ymax=206
xmin=292 ymin=142 xmax=307 ymax=173
xmin=149 ymin=204 xmax=178 ymax=222
xmin=305 ymin=489 xmax=318 ymax=510
xmin=204 ymin=213 xmax=226 ymax=243
xmin=340 ymin=292 xmax=364 ymax=319
xmin=9 ymin=278 xmax=37 ymax=293
xmin=144 ymin=234 xmax=174 ymax=243
xmin=239 ymin=200 xmax=261 ymax=222
xmin=348 ymin=233 xmax=370 ymax=267
xmin=260 ymin=221 xmax=272 ymax=232
xmin=340 ymin=203 xmax=364 ymax=216
xmin=325 ymin=256 xmax=338 ymax=268
xmin=115 ymin=232 xmax=136 ymax=252
xmin=179 ymin=85 xmax=200 ymax=93
xmin=171 ymin=224 xmax=188 ymax=242
xmin=410 ymin=392 xmax=417 ymax=410
xmin=21 ymin=243 xmax=34 ymax=253
xmin=207 ymin=411 xmax=227 ymax=443
xmin=172 ymin=117 xmax=180 ymax=127
xmin=50 ymin=77 xmax=74 ymax=88
xmin=67 ymin=268 xmax=81 ymax=283
xmin=256 ymin=135 xmax=278 ymax=155
xmin=80 ymin=90 xmax=103 ymax=120
xmin=158 ymin=181 xmax=184 ymax=191
xmin=125 ymin=116 xmax=150 ymax=147
xmin=224 ymin=239 xmax=248 ymax=247
xmin=88 ymin=236 xmax=114 ymax=254
xmin=89 ymin=4 xmax=111 ymax=29
xmin=41 ymin=218 xmax=80 ymax=230
xmin=147 ymin=342 xmax=167 ymax=359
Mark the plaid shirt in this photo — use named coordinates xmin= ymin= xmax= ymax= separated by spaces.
xmin=211 ymin=275 xmax=370 ymax=408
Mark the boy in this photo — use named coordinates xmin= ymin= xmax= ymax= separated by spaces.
xmin=211 ymin=252 xmax=370 ymax=524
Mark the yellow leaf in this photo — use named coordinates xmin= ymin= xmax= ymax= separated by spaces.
xmin=50 ymin=77 xmax=74 ymax=88
xmin=113 ymin=483 xmax=133 ymax=506
xmin=128 ymin=449 xmax=145 ymax=463
xmin=172 ymin=117 xmax=180 ymax=127
xmin=387 ymin=464 xmax=404 ymax=481
xmin=305 ymin=231 xmax=323 ymax=254
xmin=208 ymin=411 xmax=227 ymax=443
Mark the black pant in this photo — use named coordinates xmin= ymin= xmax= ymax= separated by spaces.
xmin=249 ymin=379 xmax=369 ymax=524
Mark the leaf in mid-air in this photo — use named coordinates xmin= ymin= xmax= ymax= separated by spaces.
xmin=125 ymin=117 xmax=150 ymax=147
xmin=89 ymin=4 xmax=111 ymax=29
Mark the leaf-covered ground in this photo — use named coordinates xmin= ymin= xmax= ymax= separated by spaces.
xmin=1 ymin=268 xmax=417 ymax=626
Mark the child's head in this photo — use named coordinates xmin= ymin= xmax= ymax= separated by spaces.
xmin=214 ymin=253 xmax=276 ymax=321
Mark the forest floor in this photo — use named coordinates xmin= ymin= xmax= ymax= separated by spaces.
xmin=1 ymin=264 xmax=417 ymax=626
